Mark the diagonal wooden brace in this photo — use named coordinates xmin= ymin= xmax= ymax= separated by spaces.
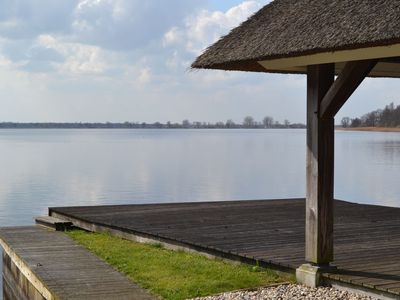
xmin=319 ymin=59 xmax=378 ymax=119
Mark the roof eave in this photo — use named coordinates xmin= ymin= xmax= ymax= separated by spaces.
xmin=192 ymin=43 xmax=400 ymax=78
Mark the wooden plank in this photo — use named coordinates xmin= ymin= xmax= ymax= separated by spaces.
xmin=319 ymin=59 xmax=378 ymax=118
xmin=0 ymin=226 xmax=155 ymax=300
xmin=305 ymin=64 xmax=335 ymax=264
xmin=50 ymin=199 xmax=400 ymax=297
xmin=35 ymin=216 xmax=73 ymax=231
xmin=2 ymin=251 xmax=42 ymax=300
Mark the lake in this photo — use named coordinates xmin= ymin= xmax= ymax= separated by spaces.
xmin=1 ymin=128 xmax=400 ymax=297
xmin=1 ymin=128 xmax=400 ymax=228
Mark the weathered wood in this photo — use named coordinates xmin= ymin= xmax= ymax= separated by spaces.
xmin=0 ymin=226 xmax=155 ymax=300
xmin=3 ymin=251 xmax=46 ymax=300
xmin=50 ymin=199 xmax=400 ymax=298
xmin=35 ymin=216 xmax=73 ymax=231
xmin=319 ymin=59 xmax=378 ymax=119
xmin=306 ymin=64 xmax=335 ymax=264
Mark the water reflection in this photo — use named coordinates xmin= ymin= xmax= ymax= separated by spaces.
xmin=0 ymin=129 xmax=399 ymax=227
xmin=335 ymin=131 xmax=400 ymax=206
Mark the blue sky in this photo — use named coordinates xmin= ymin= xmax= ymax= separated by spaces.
xmin=0 ymin=0 xmax=398 ymax=124
xmin=210 ymin=0 xmax=263 ymax=11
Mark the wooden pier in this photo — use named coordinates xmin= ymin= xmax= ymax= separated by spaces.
xmin=0 ymin=226 xmax=155 ymax=300
xmin=50 ymin=198 xmax=400 ymax=299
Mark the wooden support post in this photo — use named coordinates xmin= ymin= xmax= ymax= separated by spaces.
xmin=306 ymin=64 xmax=335 ymax=265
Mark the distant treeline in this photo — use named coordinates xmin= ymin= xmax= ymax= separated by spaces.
xmin=0 ymin=116 xmax=306 ymax=129
xmin=341 ymin=102 xmax=400 ymax=128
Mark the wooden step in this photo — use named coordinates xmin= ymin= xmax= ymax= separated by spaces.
xmin=35 ymin=216 xmax=73 ymax=231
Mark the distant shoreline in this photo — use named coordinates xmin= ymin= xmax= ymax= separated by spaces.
xmin=0 ymin=122 xmax=306 ymax=129
xmin=0 ymin=127 xmax=306 ymax=130
xmin=2 ymin=126 xmax=399 ymax=132
xmin=338 ymin=127 xmax=400 ymax=133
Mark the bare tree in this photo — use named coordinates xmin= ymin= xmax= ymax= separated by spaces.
xmin=262 ymin=116 xmax=274 ymax=128
xmin=193 ymin=122 xmax=202 ymax=128
xmin=225 ymin=119 xmax=235 ymax=128
xmin=351 ymin=118 xmax=362 ymax=127
xmin=284 ymin=119 xmax=290 ymax=128
xmin=341 ymin=117 xmax=351 ymax=128
xmin=243 ymin=116 xmax=255 ymax=128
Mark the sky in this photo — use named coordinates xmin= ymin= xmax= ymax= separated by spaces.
xmin=0 ymin=0 xmax=399 ymax=124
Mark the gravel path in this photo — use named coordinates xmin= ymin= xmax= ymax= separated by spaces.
xmin=192 ymin=284 xmax=378 ymax=300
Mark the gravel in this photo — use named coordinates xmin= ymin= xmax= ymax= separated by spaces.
xmin=191 ymin=284 xmax=378 ymax=300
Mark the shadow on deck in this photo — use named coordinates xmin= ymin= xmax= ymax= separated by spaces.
xmin=50 ymin=198 xmax=400 ymax=298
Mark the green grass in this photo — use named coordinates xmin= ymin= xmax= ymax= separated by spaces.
xmin=67 ymin=230 xmax=293 ymax=300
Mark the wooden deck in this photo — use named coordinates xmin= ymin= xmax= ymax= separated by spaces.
xmin=0 ymin=226 xmax=155 ymax=300
xmin=50 ymin=198 xmax=400 ymax=298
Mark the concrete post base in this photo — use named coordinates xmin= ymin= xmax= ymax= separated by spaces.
xmin=296 ymin=263 xmax=336 ymax=288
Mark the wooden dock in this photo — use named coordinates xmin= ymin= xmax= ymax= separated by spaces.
xmin=50 ymin=198 xmax=400 ymax=299
xmin=0 ymin=226 xmax=155 ymax=300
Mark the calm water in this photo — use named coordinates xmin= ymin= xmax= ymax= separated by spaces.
xmin=1 ymin=128 xmax=400 ymax=228
xmin=1 ymin=128 xmax=400 ymax=296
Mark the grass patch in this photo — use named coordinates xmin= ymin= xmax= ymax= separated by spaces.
xmin=67 ymin=230 xmax=293 ymax=300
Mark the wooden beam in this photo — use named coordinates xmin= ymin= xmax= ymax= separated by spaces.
xmin=257 ymin=43 xmax=395 ymax=71
xmin=319 ymin=59 xmax=378 ymax=119
xmin=381 ymin=56 xmax=400 ymax=64
xmin=306 ymin=64 xmax=335 ymax=264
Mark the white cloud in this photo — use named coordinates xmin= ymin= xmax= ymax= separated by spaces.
xmin=0 ymin=0 xmax=395 ymax=125
xmin=160 ymin=0 xmax=266 ymax=87
xmin=0 ymin=0 xmax=76 ymax=39
xmin=0 ymin=0 xmax=262 ymax=77
xmin=164 ymin=1 xmax=263 ymax=55
xmin=0 ymin=0 xmax=310 ymax=124
xmin=71 ymin=0 xmax=202 ymax=51
xmin=138 ymin=67 xmax=151 ymax=85
xmin=35 ymin=34 xmax=110 ymax=75
xmin=63 ymin=46 xmax=107 ymax=75
xmin=163 ymin=27 xmax=184 ymax=47
xmin=0 ymin=53 xmax=12 ymax=67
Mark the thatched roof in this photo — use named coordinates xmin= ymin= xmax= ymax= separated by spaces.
xmin=192 ymin=0 xmax=400 ymax=77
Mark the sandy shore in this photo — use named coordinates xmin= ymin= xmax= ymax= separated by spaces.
xmin=338 ymin=127 xmax=400 ymax=132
